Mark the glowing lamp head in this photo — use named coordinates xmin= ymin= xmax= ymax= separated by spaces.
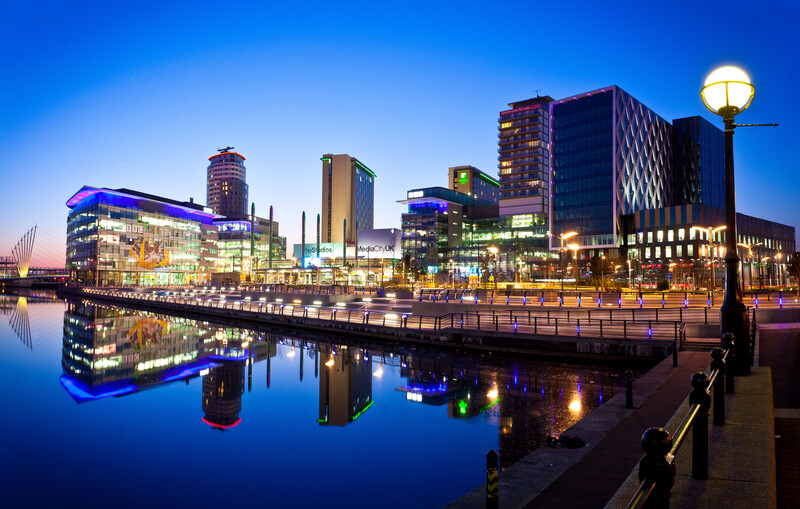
xmin=701 ymin=66 xmax=754 ymax=116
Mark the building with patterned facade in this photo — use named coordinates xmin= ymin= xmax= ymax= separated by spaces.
xmin=448 ymin=165 xmax=499 ymax=204
xmin=671 ymin=116 xmax=726 ymax=210
xmin=321 ymin=154 xmax=375 ymax=243
xmin=206 ymin=149 xmax=248 ymax=217
xmin=550 ymin=86 xmax=673 ymax=251
xmin=498 ymin=96 xmax=554 ymax=217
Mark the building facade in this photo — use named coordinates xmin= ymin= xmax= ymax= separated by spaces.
xmin=214 ymin=215 xmax=287 ymax=276
xmin=448 ymin=165 xmax=499 ymax=204
xmin=399 ymin=187 xmax=497 ymax=275
xmin=498 ymin=95 xmax=554 ymax=216
xmin=321 ymin=154 xmax=375 ymax=243
xmin=66 ymin=186 xmax=222 ymax=286
xmin=620 ymin=204 xmax=796 ymax=288
xmin=207 ymin=149 xmax=248 ymax=217
xmin=551 ymin=86 xmax=673 ymax=251
xmin=671 ymin=116 xmax=726 ymax=210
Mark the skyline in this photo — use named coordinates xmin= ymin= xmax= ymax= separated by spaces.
xmin=2 ymin=0 xmax=798 ymax=267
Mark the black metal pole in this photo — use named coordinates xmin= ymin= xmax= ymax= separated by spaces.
xmin=719 ymin=113 xmax=750 ymax=375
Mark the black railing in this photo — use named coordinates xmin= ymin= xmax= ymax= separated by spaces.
xmin=626 ymin=336 xmax=734 ymax=508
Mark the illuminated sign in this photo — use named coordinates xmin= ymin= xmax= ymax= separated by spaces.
xmin=408 ymin=190 xmax=424 ymax=199
xmin=499 ymin=103 xmax=541 ymax=116
xmin=459 ymin=171 xmax=468 ymax=184
xmin=129 ymin=239 xmax=171 ymax=269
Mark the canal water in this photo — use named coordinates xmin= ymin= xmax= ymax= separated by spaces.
xmin=0 ymin=292 xmax=642 ymax=508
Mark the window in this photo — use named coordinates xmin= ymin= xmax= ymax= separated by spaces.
xmin=657 ymin=230 xmax=664 ymax=243
xmin=687 ymin=245 xmax=694 ymax=257
xmin=667 ymin=229 xmax=674 ymax=242
xmin=647 ymin=231 xmax=653 ymax=243
xmin=676 ymin=245 xmax=683 ymax=257
xmin=678 ymin=228 xmax=685 ymax=241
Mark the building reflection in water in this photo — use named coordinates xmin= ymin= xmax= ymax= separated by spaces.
xmin=58 ymin=300 xmax=621 ymax=462
xmin=398 ymin=352 xmax=613 ymax=468
xmin=318 ymin=344 xmax=373 ymax=426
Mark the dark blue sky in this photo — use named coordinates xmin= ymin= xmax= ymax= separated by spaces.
xmin=2 ymin=0 xmax=797 ymax=266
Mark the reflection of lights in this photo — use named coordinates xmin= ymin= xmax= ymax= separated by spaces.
xmin=287 ymin=347 xmax=296 ymax=358
xmin=458 ymin=400 xmax=468 ymax=415
xmin=276 ymin=298 xmax=283 ymax=302
xmin=215 ymin=330 xmax=226 ymax=341
xmin=373 ymin=363 xmax=384 ymax=378
xmin=336 ymin=302 xmax=346 ymax=307
xmin=325 ymin=358 xmax=335 ymax=367
xmin=386 ymin=313 xmax=398 ymax=319
xmin=241 ymin=341 xmax=249 ymax=349
xmin=313 ymin=300 xmax=322 ymax=306
xmin=569 ymin=396 xmax=582 ymax=413
xmin=487 ymin=388 xmax=499 ymax=400
xmin=293 ymin=299 xmax=301 ymax=304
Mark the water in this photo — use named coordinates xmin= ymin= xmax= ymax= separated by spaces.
xmin=0 ymin=292 xmax=640 ymax=508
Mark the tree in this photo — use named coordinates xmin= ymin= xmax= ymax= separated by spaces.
xmin=788 ymin=251 xmax=800 ymax=285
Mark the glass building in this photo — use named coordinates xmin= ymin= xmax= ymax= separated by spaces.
xmin=551 ymin=86 xmax=672 ymax=251
xmin=214 ymin=216 xmax=287 ymax=277
xmin=672 ymin=116 xmax=726 ymax=210
xmin=66 ymin=186 xmax=223 ymax=286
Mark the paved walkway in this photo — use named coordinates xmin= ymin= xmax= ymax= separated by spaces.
xmin=523 ymin=352 xmax=711 ymax=508
xmin=756 ymin=322 xmax=800 ymax=509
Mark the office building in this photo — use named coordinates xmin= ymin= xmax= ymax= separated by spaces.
xmin=550 ymin=86 xmax=673 ymax=250
xmin=621 ymin=204 xmax=796 ymax=288
xmin=215 ymin=215 xmax=286 ymax=277
xmin=448 ymin=165 xmax=499 ymax=204
xmin=321 ymin=154 xmax=375 ymax=243
xmin=399 ymin=187 xmax=497 ymax=274
xmin=207 ymin=148 xmax=248 ymax=217
xmin=66 ymin=186 xmax=222 ymax=286
xmin=672 ymin=116 xmax=726 ymax=210
xmin=498 ymin=95 xmax=554 ymax=216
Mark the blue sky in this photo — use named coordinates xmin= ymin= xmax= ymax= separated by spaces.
xmin=1 ymin=0 xmax=798 ymax=267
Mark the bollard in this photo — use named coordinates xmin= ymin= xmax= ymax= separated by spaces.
xmin=506 ymin=294 xmax=510 ymax=305
xmin=710 ymin=348 xmax=726 ymax=425
xmin=514 ymin=317 xmax=518 ymax=333
xmin=559 ymin=291 xmax=563 ymax=306
xmin=690 ymin=372 xmax=711 ymax=480
xmin=576 ymin=318 xmax=580 ymax=337
xmin=673 ymin=334 xmax=678 ymax=367
xmin=486 ymin=449 xmax=499 ymax=509
xmin=779 ymin=291 xmax=783 ymax=308
xmin=541 ymin=291 xmax=545 ymax=306
xmin=662 ymin=293 xmax=665 ymax=308
xmin=625 ymin=369 xmax=633 ymax=408
xmin=639 ymin=428 xmax=676 ymax=506
xmin=578 ymin=292 xmax=581 ymax=307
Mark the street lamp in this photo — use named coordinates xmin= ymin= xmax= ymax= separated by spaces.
xmin=776 ymin=252 xmax=783 ymax=286
xmin=548 ymin=231 xmax=578 ymax=291
xmin=737 ymin=242 xmax=762 ymax=291
xmin=568 ymin=243 xmax=580 ymax=289
xmin=449 ymin=258 xmax=455 ymax=289
xmin=487 ymin=246 xmax=499 ymax=289
xmin=692 ymin=225 xmax=726 ymax=292
xmin=701 ymin=65 xmax=755 ymax=374
xmin=627 ymin=259 xmax=632 ymax=289
xmin=760 ymin=256 xmax=771 ymax=289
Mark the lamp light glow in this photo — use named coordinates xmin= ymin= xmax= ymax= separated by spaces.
xmin=701 ymin=66 xmax=754 ymax=114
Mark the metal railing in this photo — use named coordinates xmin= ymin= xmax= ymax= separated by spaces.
xmin=626 ymin=334 xmax=735 ymax=508
xmin=79 ymin=288 xmax=685 ymax=342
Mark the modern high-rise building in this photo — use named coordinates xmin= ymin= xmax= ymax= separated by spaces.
xmin=448 ymin=165 xmax=499 ymax=204
xmin=498 ymin=95 xmax=554 ymax=217
xmin=550 ymin=86 xmax=673 ymax=250
xmin=321 ymin=154 xmax=375 ymax=243
xmin=672 ymin=116 xmax=726 ymax=210
xmin=207 ymin=148 xmax=248 ymax=217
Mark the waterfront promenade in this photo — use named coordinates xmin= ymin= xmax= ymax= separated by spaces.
xmin=60 ymin=285 xmax=683 ymax=362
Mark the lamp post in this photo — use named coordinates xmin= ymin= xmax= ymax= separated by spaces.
xmin=548 ymin=231 xmax=578 ymax=291
xmin=449 ymin=258 xmax=455 ymax=289
xmin=737 ymin=242 xmax=761 ymax=291
xmin=760 ymin=256 xmax=770 ymax=289
xmin=776 ymin=252 xmax=783 ymax=286
xmin=692 ymin=225 xmax=726 ymax=292
xmin=701 ymin=65 xmax=755 ymax=374
xmin=568 ymin=243 xmax=580 ymax=289
xmin=627 ymin=259 xmax=632 ymax=289
xmin=487 ymin=246 xmax=499 ymax=289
